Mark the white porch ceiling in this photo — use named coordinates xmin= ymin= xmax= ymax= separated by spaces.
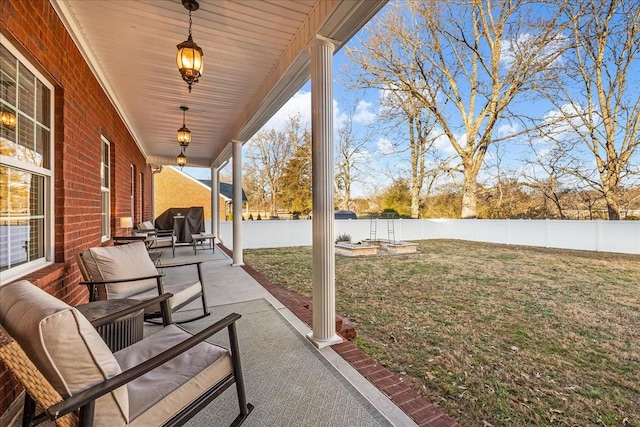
xmin=52 ymin=0 xmax=386 ymax=168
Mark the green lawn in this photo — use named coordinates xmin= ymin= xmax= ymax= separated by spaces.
xmin=244 ymin=240 xmax=640 ymax=427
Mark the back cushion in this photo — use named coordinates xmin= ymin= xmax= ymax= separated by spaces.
xmin=138 ymin=221 xmax=155 ymax=230
xmin=0 ymin=280 xmax=129 ymax=425
xmin=80 ymin=241 xmax=158 ymax=299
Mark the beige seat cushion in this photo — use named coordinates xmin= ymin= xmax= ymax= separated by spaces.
xmin=0 ymin=281 xmax=129 ymax=426
xmin=131 ymin=280 xmax=202 ymax=311
xmin=80 ymin=241 xmax=158 ymax=300
xmin=115 ymin=324 xmax=232 ymax=425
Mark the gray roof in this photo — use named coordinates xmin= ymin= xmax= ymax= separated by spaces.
xmin=199 ymin=180 xmax=248 ymax=202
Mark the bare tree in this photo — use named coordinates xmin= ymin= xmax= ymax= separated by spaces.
xmin=245 ymin=116 xmax=300 ymax=216
xmin=348 ymin=0 xmax=568 ymax=218
xmin=483 ymin=142 xmax=526 ymax=218
xmin=378 ymin=88 xmax=441 ymax=218
xmin=539 ymin=0 xmax=640 ymax=220
xmin=334 ymin=100 xmax=376 ymax=211
xmin=242 ymin=163 xmax=269 ymax=218
xmin=521 ymin=140 xmax=580 ymax=219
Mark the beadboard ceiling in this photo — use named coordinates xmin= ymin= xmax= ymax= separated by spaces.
xmin=52 ymin=0 xmax=386 ymax=168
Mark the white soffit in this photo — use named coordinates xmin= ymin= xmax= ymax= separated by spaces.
xmin=52 ymin=0 xmax=387 ymax=168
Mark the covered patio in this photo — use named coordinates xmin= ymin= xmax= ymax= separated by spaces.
xmin=1 ymin=0 xmax=458 ymax=425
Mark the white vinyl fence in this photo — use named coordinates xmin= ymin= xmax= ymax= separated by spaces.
xmin=208 ymin=219 xmax=640 ymax=255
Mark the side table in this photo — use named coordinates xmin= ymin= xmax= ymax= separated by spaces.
xmin=76 ymin=299 xmax=144 ymax=352
xmin=191 ymin=233 xmax=216 ymax=254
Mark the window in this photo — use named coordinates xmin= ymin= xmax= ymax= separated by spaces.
xmin=100 ymin=136 xmax=110 ymax=241
xmin=1 ymin=42 xmax=54 ymax=283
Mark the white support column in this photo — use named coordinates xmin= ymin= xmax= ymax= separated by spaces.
xmin=210 ymin=166 xmax=219 ymax=238
xmin=232 ymin=140 xmax=244 ymax=266
xmin=216 ymin=169 xmax=223 ymax=238
xmin=307 ymin=36 xmax=342 ymax=348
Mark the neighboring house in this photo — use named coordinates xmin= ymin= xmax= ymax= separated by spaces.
xmin=154 ymin=167 xmax=248 ymax=222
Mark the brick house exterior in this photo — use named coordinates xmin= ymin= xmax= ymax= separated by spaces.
xmin=154 ymin=166 xmax=219 ymax=222
xmin=0 ymin=0 xmax=153 ymax=416
xmin=154 ymin=166 xmax=248 ymax=223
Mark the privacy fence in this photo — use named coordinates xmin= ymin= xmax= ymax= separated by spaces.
xmin=210 ymin=219 xmax=639 ymax=255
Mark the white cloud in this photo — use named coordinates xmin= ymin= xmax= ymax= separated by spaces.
xmin=353 ymin=100 xmax=377 ymax=124
xmin=537 ymin=103 xmax=592 ymax=144
xmin=261 ymin=91 xmax=349 ymax=134
xmin=497 ymin=122 xmax=520 ymax=138
xmin=500 ymin=32 xmax=567 ymax=69
xmin=432 ymin=129 xmax=454 ymax=155
xmin=376 ymin=137 xmax=395 ymax=155
xmin=262 ymin=91 xmax=312 ymax=132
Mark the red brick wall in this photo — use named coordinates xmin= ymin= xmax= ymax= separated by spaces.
xmin=0 ymin=0 xmax=153 ymax=414
xmin=154 ymin=167 xmax=226 ymax=221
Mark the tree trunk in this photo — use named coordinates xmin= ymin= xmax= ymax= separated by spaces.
xmin=461 ymin=188 xmax=477 ymax=219
xmin=602 ymin=174 xmax=621 ymax=220
xmin=341 ymin=180 xmax=351 ymax=211
xmin=270 ymin=188 xmax=277 ymax=216
xmin=605 ymin=196 xmax=621 ymax=220
xmin=410 ymin=184 xmax=421 ymax=218
xmin=461 ymin=169 xmax=478 ymax=219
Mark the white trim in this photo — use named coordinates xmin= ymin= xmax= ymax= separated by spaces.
xmin=170 ymin=166 xmax=233 ymax=201
xmin=138 ymin=171 xmax=143 ymax=224
xmin=0 ymin=259 xmax=53 ymax=286
xmin=130 ymin=163 xmax=135 ymax=219
xmin=100 ymin=135 xmax=111 ymax=242
xmin=50 ymin=0 xmax=148 ymax=159
xmin=170 ymin=166 xmax=212 ymax=191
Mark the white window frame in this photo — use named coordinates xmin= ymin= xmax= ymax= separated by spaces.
xmin=0 ymin=40 xmax=55 ymax=284
xmin=130 ymin=163 xmax=135 ymax=221
xmin=138 ymin=171 xmax=143 ymax=224
xmin=100 ymin=136 xmax=111 ymax=242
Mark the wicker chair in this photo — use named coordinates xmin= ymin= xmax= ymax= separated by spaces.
xmin=0 ymin=280 xmax=253 ymax=427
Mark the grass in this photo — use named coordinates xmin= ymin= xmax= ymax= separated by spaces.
xmin=244 ymin=240 xmax=640 ymax=427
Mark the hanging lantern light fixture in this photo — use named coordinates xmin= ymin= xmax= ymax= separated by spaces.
xmin=176 ymin=0 xmax=204 ymax=93
xmin=177 ymin=105 xmax=191 ymax=148
xmin=177 ymin=148 xmax=187 ymax=168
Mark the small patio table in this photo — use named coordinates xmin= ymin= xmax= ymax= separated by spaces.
xmin=76 ymin=299 xmax=144 ymax=352
xmin=191 ymin=233 xmax=216 ymax=254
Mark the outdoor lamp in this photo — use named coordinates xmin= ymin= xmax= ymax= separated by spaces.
xmin=120 ymin=216 xmax=133 ymax=235
xmin=176 ymin=0 xmax=204 ymax=93
xmin=177 ymin=150 xmax=187 ymax=168
xmin=177 ymin=105 xmax=191 ymax=148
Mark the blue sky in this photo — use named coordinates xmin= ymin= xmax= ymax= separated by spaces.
xmin=182 ymin=44 xmax=388 ymax=197
xmin=184 ymin=0 xmax=640 ymax=197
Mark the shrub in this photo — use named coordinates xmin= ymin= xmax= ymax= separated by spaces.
xmin=335 ymin=233 xmax=351 ymax=244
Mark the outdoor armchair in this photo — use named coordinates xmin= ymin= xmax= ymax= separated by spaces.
xmin=135 ymin=220 xmax=175 ymax=257
xmin=76 ymin=241 xmax=210 ymax=323
xmin=0 ymin=280 xmax=253 ymax=427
